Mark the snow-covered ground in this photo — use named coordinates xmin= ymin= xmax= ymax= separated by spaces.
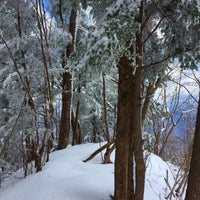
xmin=0 ymin=143 xmax=183 ymax=200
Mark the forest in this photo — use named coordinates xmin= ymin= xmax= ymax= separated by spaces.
xmin=0 ymin=0 xmax=200 ymax=200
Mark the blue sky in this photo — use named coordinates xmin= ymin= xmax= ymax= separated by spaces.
xmin=44 ymin=0 xmax=51 ymax=12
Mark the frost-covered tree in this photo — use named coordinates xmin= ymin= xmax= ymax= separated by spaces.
xmin=70 ymin=0 xmax=200 ymax=199
xmin=50 ymin=0 xmax=107 ymax=148
xmin=145 ymin=74 xmax=185 ymax=157
xmin=0 ymin=0 xmax=70 ymax=173
xmin=0 ymin=0 xmax=40 ymax=172
xmin=50 ymin=0 xmax=80 ymax=149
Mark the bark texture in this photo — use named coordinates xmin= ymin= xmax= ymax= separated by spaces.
xmin=133 ymin=25 xmax=145 ymax=200
xmin=114 ymin=55 xmax=134 ymax=200
xmin=114 ymin=2 xmax=145 ymax=199
xmin=58 ymin=9 xmax=77 ymax=150
xmin=185 ymin=92 xmax=200 ymax=200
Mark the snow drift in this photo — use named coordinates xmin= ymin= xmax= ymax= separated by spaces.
xmin=0 ymin=143 xmax=180 ymax=200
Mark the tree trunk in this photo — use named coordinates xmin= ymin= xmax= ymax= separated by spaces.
xmin=114 ymin=2 xmax=145 ymax=199
xmin=185 ymin=92 xmax=200 ymax=200
xmin=92 ymin=118 xmax=98 ymax=143
xmin=71 ymin=108 xmax=82 ymax=145
xmin=132 ymin=28 xmax=145 ymax=200
xmin=103 ymin=144 xmax=115 ymax=164
xmin=114 ymin=55 xmax=134 ymax=200
xmin=58 ymin=9 xmax=77 ymax=150
xmin=142 ymin=78 xmax=162 ymax=125
xmin=153 ymin=132 xmax=160 ymax=156
xmin=132 ymin=63 xmax=145 ymax=200
xmin=102 ymin=74 xmax=114 ymax=164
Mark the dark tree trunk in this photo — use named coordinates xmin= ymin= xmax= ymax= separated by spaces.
xmin=133 ymin=23 xmax=145 ymax=200
xmin=185 ymin=92 xmax=200 ymax=200
xmin=58 ymin=9 xmax=77 ymax=150
xmin=114 ymin=2 xmax=145 ymax=199
xmin=71 ymin=108 xmax=82 ymax=145
xmin=132 ymin=59 xmax=145 ymax=200
xmin=114 ymin=55 xmax=134 ymax=200
xmin=103 ymin=144 xmax=115 ymax=164
xmin=92 ymin=118 xmax=98 ymax=143
xmin=102 ymin=74 xmax=114 ymax=164
xmin=72 ymin=74 xmax=82 ymax=146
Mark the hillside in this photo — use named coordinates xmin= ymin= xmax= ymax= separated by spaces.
xmin=0 ymin=143 xmax=183 ymax=200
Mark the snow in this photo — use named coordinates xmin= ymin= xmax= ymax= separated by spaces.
xmin=0 ymin=143 xmax=182 ymax=200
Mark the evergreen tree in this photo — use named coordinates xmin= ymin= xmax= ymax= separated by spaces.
xmin=71 ymin=0 xmax=200 ymax=199
xmin=0 ymin=0 xmax=70 ymax=173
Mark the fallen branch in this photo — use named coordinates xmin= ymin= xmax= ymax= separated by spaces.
xmin=83 ymin=140 xmax=115 ymax=163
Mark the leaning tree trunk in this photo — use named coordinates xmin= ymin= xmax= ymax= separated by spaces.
xmin=114 ymin=55 xmax=135 ymax=200
xmin=185 ymin=92 xmax=200 ymax=200
xmin=58 ymin=9 xmax=77 ymax=150
xmin=102 ymin=74 xmax=114 ymax=164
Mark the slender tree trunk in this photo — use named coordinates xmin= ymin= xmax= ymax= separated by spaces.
xmin=103 ymin=144 xmax=115 ymax=164
xmin=72 ymin=73 xmax=82 ymax=146
xmin=132 ymin=20 xmax=145 ymax=200
xmin=142 ymin=78 xmax=162 ymax=125
xmin=185 ymin=92 xmax=200 ymax=200
xmin=102 ymin=74 xmax=113 ymax=164
xmin=153 ymin=132 xmax=161 ymax=155
xmin=58 ymin=9 xmax=77 ymax=150
xmin=92 ymin=118 xmax=98 ymax=143
xmin=133 ymin=60 xmax=145 ymax=200
xmin=18 ymin=0 xmax=54 ymax=172
xmin=82 ymin=0 xmax=87 ymax=10
xmin=102 ymin=74 xmax=110 ymax=143
xmin=71 ymin=107 xmax=82 ymax=145
xmin=114 ymin=55 xmax=134 ymax=200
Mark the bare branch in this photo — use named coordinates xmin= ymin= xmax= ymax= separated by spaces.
xmin=168 ymin=78 xmax=198 ymax=103
xmin=142 ymin=11 xmax=167 ymax=46
xmin=83 ymin=140 xmax=115 ymax=163
xmin=142 ymin=53 xmax=172 ymax=69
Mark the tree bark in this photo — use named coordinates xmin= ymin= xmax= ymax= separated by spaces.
xmin=133 ymin=49 xmax=145 ymax=200
xmin=185 ymin=92 xmax=200 ymax=200
xmin=132 ymin=14 xmax=146 ymax=198
xmin=102 ymin=74 xmax=114 ymax=164
xmin=114 ymin=2 xmax=145 ymax=199
xmin=58 ymin=9 xmax=77 ymax=150
xmin=114 ymin=55 xmax=134 ymax=200
xmin=71 ymin=107 xmax=82 ymax=145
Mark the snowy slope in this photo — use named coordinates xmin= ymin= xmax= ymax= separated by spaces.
xmin=0 ymin=143 xmax=182 ymax=200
